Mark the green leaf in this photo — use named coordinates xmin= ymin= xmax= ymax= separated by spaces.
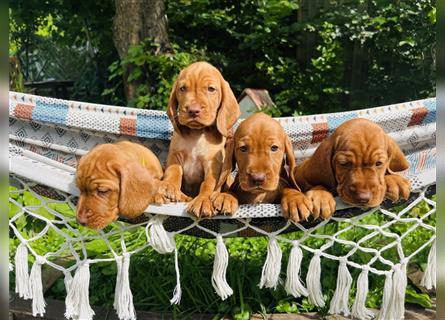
xmin=405 ymin=286 xmax=432 ymax=308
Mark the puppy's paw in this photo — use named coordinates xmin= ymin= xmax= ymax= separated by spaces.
xmin=385 ymin=174 xmax=411 ymax=202
xmin=305 ymin=189 xmax=336 ymax=219
xmin=154 ymin=182 xmax=191 ymax=204
xmin=212 ymin=192 xmax=239 ymax=216
xmin=187 ymin=195 xmax=215 ymax=218
xmin=281 ymin=189 xmax=313 ymax=223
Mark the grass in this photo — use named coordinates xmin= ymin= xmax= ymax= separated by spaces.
xmin=9 ymin=187 xmax=436 ymax=319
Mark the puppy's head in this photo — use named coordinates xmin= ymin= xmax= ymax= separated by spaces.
xmin=306 ymin=118 xmax=409 ymax=208
xmin=225 ymin=113 xmax=297 ymax=193
xmin=167 ymin=61 xmax=240 ymax=136
xmin=75 ymin=144 xmax=156 ymax=229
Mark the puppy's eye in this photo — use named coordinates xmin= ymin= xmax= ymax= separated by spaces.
xmin=208 ymin=86 xmax=216 ymax=93
xmin=375 ymin=161 xmax=384 ymax=167
xmin=97 ymin=188 xmax=110 ymax=196
xmin=270 ymin=145 xmax=279 ymax=152
xmin=339 ymin=162 xmax=351 ymax=168
xmin=239 ymin=145 xmax=248 ymax=153
xmin=179 ymin=86 xmax=187 ymax=92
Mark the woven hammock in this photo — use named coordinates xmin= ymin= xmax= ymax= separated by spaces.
xmin=9 ymin=91 xmax=436 ymax=320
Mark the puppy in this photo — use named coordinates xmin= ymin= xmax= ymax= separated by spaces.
xmin=294 ymin=118 xmax=411 ymax=219
xmin=76 ymin=141 xmax=163 ymax=229
xmin=212 ymin=113 xmax=312 ymax=222
xmin=154 ymin=61 xmax=240 ymax=217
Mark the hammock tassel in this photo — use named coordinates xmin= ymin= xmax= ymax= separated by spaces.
xmin=29 ymin=256 xmax=46 ymax=317
xmin=65 ymin=261 xmax=95 ymax=320
xmin=114 ymin=253 xmax=136 ymax=320
xmin=15 ymin=242 xmax=31 ymax=299
xmin=148 ymin=215 xmax=176 ymax=254
xmin=390 ymin=262 xmax=407 ymax=320
xmin=377 ymin=271 xmax=393 ymax=320
xmin=351 ymin=267 xmax=374 ymax=320
xmin=285 ymin=241 xmax=308 ymax=298
xmin=170 ymin=247 xmax=182 ymax=305
xmin=64 ymin=271 xmax=73 ymax=295
xmin=211 ymin=235 xmax=233 ymax=300
xmin=259 ymin=236 xmax=282 ymax=289
xmin=329 ymin=258 xmax=352 ymax=316
xmin=306 ymin=251 xmax=324 ymax=307
xmin=421 ymin=240 xmax=436 ymax=290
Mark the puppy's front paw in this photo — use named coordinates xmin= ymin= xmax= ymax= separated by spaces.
xmin=187 ymin=195 xmax=215 ymax=218
xmin=305 ymin=189 xmax=336 ymax=219
xmin=385 ymin=174 xmax=411 ymax=202
xmin=281 ymin=189 xmax=313 ymax=222
xmin=154 ymin=182 xmax=191 ymax=204
xmin=212 ymin=192 xmax=239 ymax=216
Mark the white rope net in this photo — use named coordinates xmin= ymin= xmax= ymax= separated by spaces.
xmin=9 ymin=92 xmax=436 ymax=320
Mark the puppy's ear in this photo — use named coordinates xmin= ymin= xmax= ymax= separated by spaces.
xmin=216 ymin=136 xmax=236 ymax=191
xmin=284 ymin=134 xmax=300 ymax=191
xmin=386 ymin=136 xmax=409 ymax=173
xmin=118 ymin=162 xmax=156 ymax=219
xmin=167 ymin=80 xmax=182 ymax=134
xmin=295 ymin=136 xmax=336 ymax=191
xmin=216 ymin=80 xmax=240 ymax=137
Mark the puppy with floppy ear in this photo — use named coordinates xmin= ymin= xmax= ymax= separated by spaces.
xmin=76 ymin=141 xmax=163 ymax=229
xmin=294 ymin=118 xmax=411 ymax=219
xmin=154 ymin=61 xmax=241 ymax=218
xmin=212 ymin=113 xmax=313 ymax=222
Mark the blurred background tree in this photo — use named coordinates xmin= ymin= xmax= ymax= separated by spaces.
xmin=9 ymin=0 xmax=435 ymax=115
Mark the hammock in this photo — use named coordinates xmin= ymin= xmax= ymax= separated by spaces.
xmin=9 ymin=91 xmax=436 ymax=320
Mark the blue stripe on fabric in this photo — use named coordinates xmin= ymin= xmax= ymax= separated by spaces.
xmin=327 ymin=112 xmax=358 ymax=131
xmin=32 ymin=98 xmax=69 ymax=124
xmin=420 ymin=98 xmax=436 ymax=125
xmin=136 ymin=113 xmax=173 ymax=140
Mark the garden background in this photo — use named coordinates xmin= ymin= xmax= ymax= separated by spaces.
xmin=9 ymin=0 xmax=436 ymax=319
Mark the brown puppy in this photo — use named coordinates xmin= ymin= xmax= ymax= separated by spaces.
xmin=295 ymin=118 xmax=411 ymax=219
xmin=212 ymin=113 xmax=312 ymax=222
xmin=76 ymin=141 xmax=163 ymax=229
xmin=154 ymin=61 xmax=240 ymax=217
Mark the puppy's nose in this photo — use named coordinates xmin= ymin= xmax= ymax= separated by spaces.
xmin=76 ymin=210 xmax=89 ymax=226
xmin=187 ymin=104 xmax=201 ymax=118
xmin=250 ymin=173 xmax=266 ymax=186
xmin=354 ymin=191 xmax=372 ymax=204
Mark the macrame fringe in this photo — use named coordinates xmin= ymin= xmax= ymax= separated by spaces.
xmin=285 ymin=241 xmax=308 ymax=298
xmin=351 ymin=267 xmax=374 ymax=320
xmin=64 ymin=271 xmax=73 ymax=295
xmin=306 ymin=251 xmax=324 ymax=307
xmin=114 ymin=253 xmax=136 ymax=320
xmin=377 ymin=272 xmax=393 ymax=320
xmin=259 ymin=237 xmax=282 ymax=289
xmin=29 ymin=256 xmax=46 ymax=317
xmin=211 ymin=235 xmax=233 ymax=300
xmin=149 ymin=215 xmax=176 ymax=254
xmin=15 ymin=242 xmax=31 ymax=299
xmin=328 ymin=258 xmax=352 ymax=316
xmin=170 ymin=247 xmax=182 ymax=305
xmin=421 ymin=241 xmax=436 ymax=290
xmin=65 ymin=261 xmax=95 ymax=320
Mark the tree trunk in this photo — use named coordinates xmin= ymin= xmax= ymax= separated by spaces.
xmin=112 ymin=0 xmax=171 ymax=102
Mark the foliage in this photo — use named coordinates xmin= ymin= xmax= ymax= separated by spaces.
xmin=10 ymin=186 xmax=435 ymax=318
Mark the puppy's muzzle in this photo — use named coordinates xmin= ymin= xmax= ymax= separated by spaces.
xmin=186 ymin=104 xmax=202 ymax=119
xmin=249 ymin=172 xmax=266 ymax=187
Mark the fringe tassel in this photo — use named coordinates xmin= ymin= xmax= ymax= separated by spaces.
xmin=65 ymin=261 xmax=95 ymax=320
xmin=285 ymin=241 xmax=308 ymax=298
xmin=421 ymin=241 xmax=436 ymax=290
xmin=170 ymin=247 xmax=182 ymax=305
xmin=329 ymin=258 xmax=352 ymax=316
xmin=211 ymin=235 xmax=233 ymax=300
xmin=15 ymin=242 xmax=31 ymax=299
xmin=149 ymin=215 xmax=175 ymax=254
xmin=64 ymin=271 xmax=73 ymax=295
xmin=351 ymin=267 xmax=374 ymax=320
xmin=259 ymin=237 xmax=282 ymax=289
xmin=377 ymin=272 xmax=393 ymax=320
xmin=29 ymin=256 xmax=46 ymax=317
xmin=390 ymin=263 xmax=407 ymax=320
xmin=114 ymin=253 xmax=136 ymax=320
xmin=306 ymin=251 xmax=324 ymax=307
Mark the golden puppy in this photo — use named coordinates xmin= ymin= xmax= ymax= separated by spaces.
xmin=76 ymin=141 xmax=163 ymax=229
xmin=154 ymin=61 xmax=240 ymax=217
xmin=212 ymin=113 xmax=312 ymax=222
xmin=295 ymin=118 xmax=411 ymax=219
